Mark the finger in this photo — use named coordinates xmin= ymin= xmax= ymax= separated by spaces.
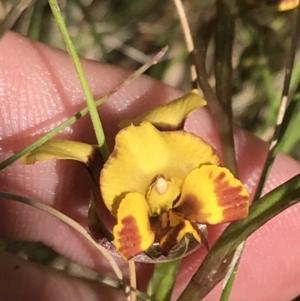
xmin=0 ymin=31 xmax=162 ymax=292
xmin=0 ymin=31 xmax=300 ymax=301
xmin=0 ymin=250 xmax=125 ymax=301
xmin=0 ymin=30 xmax=160 ymax=293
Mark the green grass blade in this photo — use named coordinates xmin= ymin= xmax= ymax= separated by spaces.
xmin=147 ymin=259 xmax=181 ymax=301
xmin=48 ymin=0 xmax=109 ymax=160
xmin=219 ymin=263 xmax=238 ymax=301
xmin=277 ymin=83 xmax=300 ymax=154
xmin=178 ymin=173 xmax=300 ymax=301
xmin=27 ymin=0 xmax=46 ymax=40
xmin=0 ymin=0 xmax=33 ymax=37
xmin=214 ymin=0 xmax=237 ymax=175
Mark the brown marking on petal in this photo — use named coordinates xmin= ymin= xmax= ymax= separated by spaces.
xmin=172 ymin=192 xmax=181 ymax=206
xmin=109 ymin=148 xmax=119 ymax=159
xmin=160 ymin=222 xmax=185 ymax=256
xmin=214 ymin=171 xmax=225 ymax=181
xmin=213 ymin=174 xmax=249 ymax=221
xmin=221 ymin=201 xmax=249 ymax=221
xmin=174 ymin=194 xmax=198 ymax=217
xmin=117 ymin=215 xmax=143 ymax=259
xmin=111 ymin=191 xmax=129 ymax=217
xmin=150 ymin=214 xmax=170 ymax=242
xmin=174 ymin=194 xmax=211 ymax=222
xmin=213 ymin=175 xmax=248 ymax=207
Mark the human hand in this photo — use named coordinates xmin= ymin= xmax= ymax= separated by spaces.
xmin=0 ymin=31 xmax=300 ymax=301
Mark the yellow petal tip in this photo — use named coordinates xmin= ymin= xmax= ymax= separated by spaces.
xmin=118 ymin=90 xmax=207 ymax=130
xmin=20 ymin=139 xmax=98 ymax=165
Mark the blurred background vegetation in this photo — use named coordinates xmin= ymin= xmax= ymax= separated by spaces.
xmin=1 ymin=0 xmax=300 ymax=300
xmin=3 ymin=0 xmax=300 ymax=159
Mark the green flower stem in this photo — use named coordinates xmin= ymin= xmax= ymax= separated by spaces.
xmin=147 ymin=259 xmax=181 ymax=301
xmin=214 ymin=0 xmax=237 ymax=177
xmin=48 ymin=0 xmax=109 ymax=160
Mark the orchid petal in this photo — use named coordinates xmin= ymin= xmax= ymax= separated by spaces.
xmin=160 ymin=218 xmax=201 ymax=256
xmin=100 ymin=122 xmax=220 ymax=214
xmin=113 ymin=192 xmax=155 ymax=260
xmin=119 ymin=89 xmax=207 ymax=130
xmin=20 ymin=139 xmax=98 ymax=165
xmin=174 ymin=165 xmax=249 ymax=224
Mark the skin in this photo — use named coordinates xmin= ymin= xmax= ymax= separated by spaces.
xmin=0 ymin=31 xmax=300 ymax=301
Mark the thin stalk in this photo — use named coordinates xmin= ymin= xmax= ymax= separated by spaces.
xmin=128 ymin=260 xmax=137 ymax=301
xmin=253 ymin=5 xmax=300 ymax=202
xmin=214 ymin=0 xmax=236 ymax=119
xmin=214 ymin=1 xmax=241 ymax=298
xmin=0 ymin=0 xmax=33 ymax=37
xmin=48 ymin=0 xmax=109 ymax=160
xmin=173 ymin=0 xmax=237 ymax=175
xmin=172 ymin=0 xmax=197 ymax=87
xmin=213 ymin=0 xmax=237 ymax=175
xmin=194 ymin=23 xmax=238 ymax=176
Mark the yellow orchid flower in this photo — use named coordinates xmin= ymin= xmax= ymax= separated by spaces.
xmin=101 ymin=121 xmax=249 ymax=260
xmin=21 ymin=90 xmax=250 ymax=261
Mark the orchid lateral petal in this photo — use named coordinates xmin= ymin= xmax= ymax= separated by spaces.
xmin=160 ymin=219 xmax=201 ymax=256
xmin=20 ymin=139 xmax=98 ymax=165
xmin=119 ymin=89 xmax=207 ymax=131
xmin=100 ymin=122 xmax=219 ymax=214
xmin=174 ymin=165 xmax=249 ymax=224
xmin=113 ymin=192 xmax=155 ymax=260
